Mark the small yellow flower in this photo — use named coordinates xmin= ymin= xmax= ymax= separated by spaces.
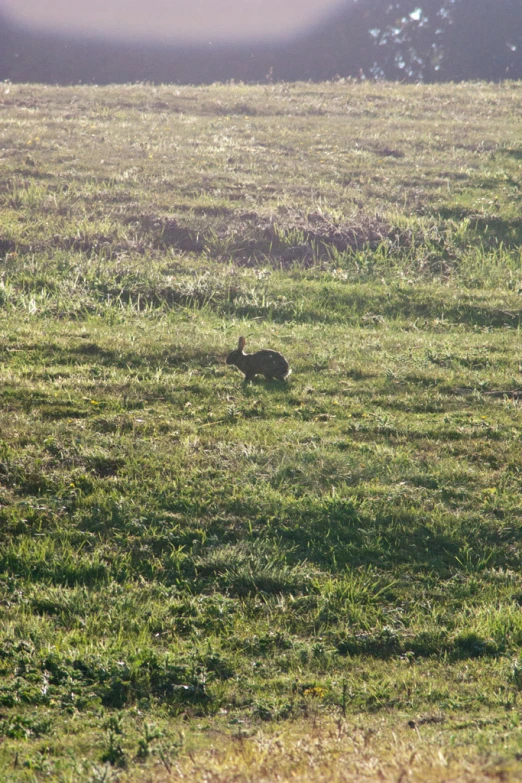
xmin=303 ymin=686 xmax=326 ymax=698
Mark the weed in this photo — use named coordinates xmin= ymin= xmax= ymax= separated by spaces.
xmin=101 ymin=715 xmax=127 ymax=768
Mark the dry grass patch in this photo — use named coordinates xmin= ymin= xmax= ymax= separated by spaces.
xmin=128 ymin=718 xmax=522 ymax=783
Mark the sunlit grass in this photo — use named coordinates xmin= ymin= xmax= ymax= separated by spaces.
xmin=1 ymin=80 xmax=522 ymax=781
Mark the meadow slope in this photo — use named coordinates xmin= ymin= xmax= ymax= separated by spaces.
xmin=1 ymin=80 xmax=522 ymax=781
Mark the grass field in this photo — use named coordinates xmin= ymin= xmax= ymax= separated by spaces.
xmin=2 ymin=79 xmax=522 ymax=781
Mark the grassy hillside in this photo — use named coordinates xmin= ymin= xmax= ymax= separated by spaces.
xmin=1 ymin=80 xmax=522 ymax=781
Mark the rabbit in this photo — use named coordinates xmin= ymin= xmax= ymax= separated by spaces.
xmin=226 ymin=336 xmax=291 ymax=381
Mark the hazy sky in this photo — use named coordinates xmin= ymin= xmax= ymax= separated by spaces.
xmin=1 ymin=0 xmax=348 ymax=44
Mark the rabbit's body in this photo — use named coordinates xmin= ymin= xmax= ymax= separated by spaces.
xmin=226 ymin=337 xmax=291 ymax=381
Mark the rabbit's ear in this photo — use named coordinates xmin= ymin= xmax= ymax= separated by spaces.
xmin=238 ymin=337 xmax=246 ymax=350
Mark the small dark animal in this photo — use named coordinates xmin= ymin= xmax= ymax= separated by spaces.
xmin=226 ymin=336 xmax=291 ymax=381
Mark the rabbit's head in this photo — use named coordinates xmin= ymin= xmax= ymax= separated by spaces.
xmin=226 ymin=336 xmax=247 ymax=367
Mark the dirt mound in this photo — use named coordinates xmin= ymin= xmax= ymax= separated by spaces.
xmin=124 ymin=210 xmax=411 ymax=267
xmin=223 ymin=210 xmax=412 ymax=266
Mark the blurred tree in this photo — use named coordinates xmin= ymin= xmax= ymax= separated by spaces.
xmin=362 ymin=0 xmax=456 ymax=81
xmin=361 ymin=0 xmax=522 ymax=81
xmin=440 ymin=0 xmax=522 ymax=80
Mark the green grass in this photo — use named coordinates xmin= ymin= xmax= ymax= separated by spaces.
xmin=2 ymin=79 xmax=522 ymax=781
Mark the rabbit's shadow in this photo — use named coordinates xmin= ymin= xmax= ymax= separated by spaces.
xmin=240 ymin=378 xmax=292 ymax=395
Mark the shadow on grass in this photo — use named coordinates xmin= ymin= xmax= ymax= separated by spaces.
xmin=237 ymin=378 xmax=293 ymax=392
xmin=4 ymin=339 xmax=223 ymax=371
xmin=1 ymin=386 xmax=91 ymax=419
xmin=501 ymin=148 xmax=522 ymax=161
xmin=274 ymin=502 xmax=462 ymax=574
xmin=436 ymin=207 xmax=522 ymax=248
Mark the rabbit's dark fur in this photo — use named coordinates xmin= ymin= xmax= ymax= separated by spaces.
xmin=226 ymin=337 xmax=291 ymax=381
